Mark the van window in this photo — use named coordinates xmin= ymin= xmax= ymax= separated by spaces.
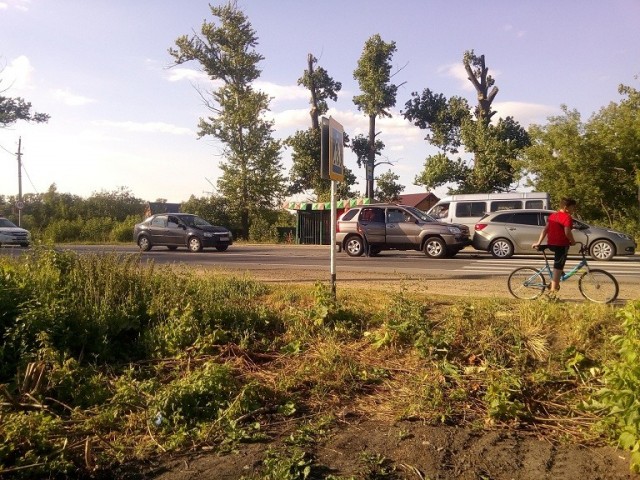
xmin=455 ymin=202 xmax=486 ymax=218
xmin=525 ymin=200 xmax=544 ymax=209
xmin=490 ymin=200 xmax=522 ymax=212
xmin=430 ymin=203 xmax=450 ymax=219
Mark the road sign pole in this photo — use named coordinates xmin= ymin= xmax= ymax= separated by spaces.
xmin=330 ymin=179 xmax=337 ymax=299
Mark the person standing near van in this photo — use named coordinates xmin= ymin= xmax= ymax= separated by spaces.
xmin=532 ymin=198 xmax=577 ymax=296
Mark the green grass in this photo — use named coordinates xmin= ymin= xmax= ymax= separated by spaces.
xmin=0 ymin=247 xmax=638 ymax=477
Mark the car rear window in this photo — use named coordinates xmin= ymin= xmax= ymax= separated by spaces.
xmin=359 ymin=208 xmax=385 ymax=223
xmin=492 ymin=213 xmax=514 ymax=223
xmin=510 ymin=212 xmax=540 ymax=226
xmin=340 ymin=209 xmax=359 ymax=221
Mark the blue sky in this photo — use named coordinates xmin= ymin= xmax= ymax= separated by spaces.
xmin=1 ymin=0 xmax=639 ymax=203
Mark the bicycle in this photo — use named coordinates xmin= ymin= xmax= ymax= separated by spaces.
xmin=507 ymin=241 xmax=619 ymax=304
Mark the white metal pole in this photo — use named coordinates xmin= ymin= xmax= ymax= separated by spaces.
xmin=330 ymin=179 xmax=337 ymax=299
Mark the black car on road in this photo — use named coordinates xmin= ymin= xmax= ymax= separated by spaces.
xmin=134 ymin=213 xmax=232 ymax=252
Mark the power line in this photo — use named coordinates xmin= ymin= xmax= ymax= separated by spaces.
xmin=20 ymin=159 xmax=39 ymax=194
xmin=0 ymin=142 xmax=15 ymax=155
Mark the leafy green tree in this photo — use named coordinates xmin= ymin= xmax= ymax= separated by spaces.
xmin=374 ymin=170 xmax=405 ymax=202
xmin=0 ymin=78 xmax=50 ymax=127
xmin=525 ymin=85 xmax=640 ymax=230
xmin=181 ymin=194 xmax=234 ymax=230
xmin=353 ymin=34 xmax=399 ymax=200
xmin=169 ymin=2 xmax=285 ymax=239
xmin=286 ymin=54 xmax=356 ymax=201
xmin=403 ymin=50 xmax=529 ymax=194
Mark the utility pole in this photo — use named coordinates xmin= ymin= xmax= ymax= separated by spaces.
xmin=16 ymin=137 xmax=23 ymax=227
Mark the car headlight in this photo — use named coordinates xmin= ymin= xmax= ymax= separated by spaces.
xmin=204 ymin=232 xmax=213 ymax=238
xmin=610 ymin=231 xmax=632 ymax=240
xmin=447 ymin=226 xmax=461 ymax=234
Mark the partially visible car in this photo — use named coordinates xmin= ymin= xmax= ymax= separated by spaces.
xmin=336 ymin=204 xmax=471 ymax=258
xmin=472 ymin=209 xmax=636 ymax=260
xmin=133 ymin=213 xmax=232 ymax=252
xmin=0 ymin=217 xmax=30 ymax=247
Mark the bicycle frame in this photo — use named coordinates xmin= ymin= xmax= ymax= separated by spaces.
xmin=538 ymin=248 xmax=589 ymax=283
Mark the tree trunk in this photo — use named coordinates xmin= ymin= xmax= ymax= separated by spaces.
xmin=367 ymin=114 xmax=376 ymax=201
xmin=308 ymin=54 xmax=320 ymax=131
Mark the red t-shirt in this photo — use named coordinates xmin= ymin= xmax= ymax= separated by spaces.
xmin=546 ymin=211 xmax=573 ymax=246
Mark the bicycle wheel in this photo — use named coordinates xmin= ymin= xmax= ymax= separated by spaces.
xmin=507 ymin=267 xmax=547 ymax=300
xmin=578 ymin=269 xmax=619 ymax=304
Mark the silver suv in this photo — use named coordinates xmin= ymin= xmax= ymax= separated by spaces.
xmin=336 ymin=204 xmax=471 ymax=258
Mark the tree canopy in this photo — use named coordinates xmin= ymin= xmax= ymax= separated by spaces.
xmin=352 ymin=34 xmax=399 ymax=200
xmin=524 ymin=85 xmax=640 ymax=228
xmin=0 ymin=73 xmax=50 ymax=127
xmin=169 ymin=2 xmax=285 ymax=239
xmin=403 ymin=50 xmax=529 ymax=194
xmin=286 ymin=54 xmax=356 ymax=201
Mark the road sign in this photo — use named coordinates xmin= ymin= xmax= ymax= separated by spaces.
xmin=320 ymin=116 xmax=344 ymax=182
xmin=15 ymin=201 xmax=24 ymax=210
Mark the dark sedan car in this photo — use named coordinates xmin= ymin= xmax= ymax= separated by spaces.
xmin=134 ymin=213 xmax=232 ymax=252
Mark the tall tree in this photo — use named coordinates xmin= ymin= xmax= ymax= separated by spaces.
xmin=286 ymin=54 xmax=355 ymax=200
xmin=352 ymin=34 xmax=399 ymax=200
xmin=169 ymin=2 xmax=285 ymax=239
xmin=403 ymin=50 xmax=529 ymax=194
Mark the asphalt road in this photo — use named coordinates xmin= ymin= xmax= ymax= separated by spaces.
xmin=2 ymin=243 xmax=639 ymax=280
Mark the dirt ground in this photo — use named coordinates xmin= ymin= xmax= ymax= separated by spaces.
xmin=151 ymin=419 xmax=635 ymax=480
xmin=145 ymin=266 xmax=639 ymax=480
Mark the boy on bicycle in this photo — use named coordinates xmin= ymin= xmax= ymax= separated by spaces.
xmin=532 ymin=198 xmax=577 ymax=296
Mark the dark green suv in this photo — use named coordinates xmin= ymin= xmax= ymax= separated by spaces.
xmin=335 ymin=204 xmax=471 ymax=258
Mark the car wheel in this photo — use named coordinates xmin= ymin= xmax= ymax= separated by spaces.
xmin=137 ymin=235 xmax=152 ymax=252
xmin=345 ymin=236 xmax=364 ymax=257
xmin=216 ymin=245 xmax=229 ymax=252
xmin=590 ymin=239 xmax=615 ymax=261
xmin=423 ymin=237 xmax=447 ymax=258
xmin=167 ymin=245 xmax=178 ymax=251
xmin=490 ymin=238 xmax=514 ymax=258
xmin=188 ymin=236 xmax=203 ymax=252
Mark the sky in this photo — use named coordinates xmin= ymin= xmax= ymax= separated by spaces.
xmin=1 ymin=0 xmax=639 ymax=204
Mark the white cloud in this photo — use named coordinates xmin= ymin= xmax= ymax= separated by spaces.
xmin=493 ymin=101 xmax=559 ymax=127
xmin=92 ymin=120 xmax=194 ymax=136
xmin=51 ymin=89 xmax=96 ymax=106
xmin=254 ymin=81 xmax=308 ymax=103
xmin=438 ymin=61 xmax=503 ymax=92
xmin=0 ymin=0 xmax=29 ymax=11
xmin=165 ymin=67 xmax=209 ymax=83
xmin=0 ymin=55 xmax=34 ymax=91
xmin=437 ymin=62 xmax=472 ymax=91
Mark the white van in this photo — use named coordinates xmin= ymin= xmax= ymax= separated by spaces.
xmin=426 ymin=192 xmax=551 ymax=230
